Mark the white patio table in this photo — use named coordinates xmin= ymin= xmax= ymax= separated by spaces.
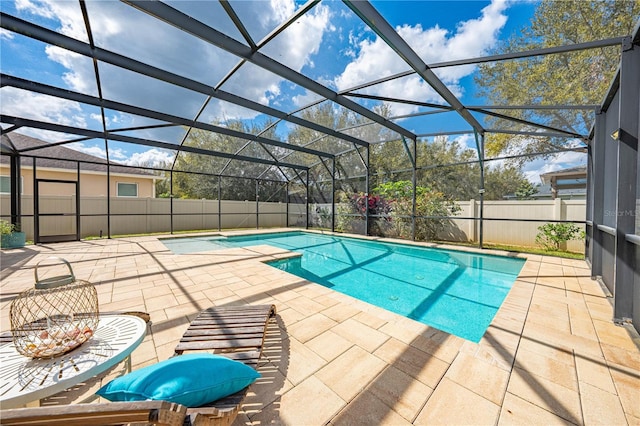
xmin=0 ymin=314 xmax=147 ymax=409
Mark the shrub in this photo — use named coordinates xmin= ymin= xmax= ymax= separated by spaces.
xmin=312 ymin=206 xmax=332 ymax=228
xmin=351 ymin=193 xmax=392 ymax=236
xmin=0 ymin=219 xmax=16 ymax=235
xmin=535 ymin=223 xmax=584 ymax=251
xmin=351 ymin=193 xmax=392 ymax=217
xmin=374 ymin=181 xmax=460 ymax=240
xmin=335 ymin=200 xmax=354 ymax=233
xmin=334 ymin=192 xmax=391 ymax=235
xmin=335 ymin=182 xmax=460 ymax=239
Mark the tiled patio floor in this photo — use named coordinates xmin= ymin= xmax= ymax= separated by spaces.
xmin=1 ymin=229 xmax=639 ymax=425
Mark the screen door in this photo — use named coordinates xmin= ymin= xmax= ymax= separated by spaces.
xmin=35 ymin=179 xmax=80 ymax=243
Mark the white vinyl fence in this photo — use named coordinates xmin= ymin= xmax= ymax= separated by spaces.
xmin=2 ymin=195 xmax=584 ymax=251
xmin=447 ymin=199 xmax=586 ymax=252
xmin=1 ymin=195 xmax=306 ymax=239
xmin=321 ymin=198 xmax=586 ymax=252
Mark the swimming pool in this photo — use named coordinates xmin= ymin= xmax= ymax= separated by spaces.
xmin=161 ymin=231 xmax=525 ymax=342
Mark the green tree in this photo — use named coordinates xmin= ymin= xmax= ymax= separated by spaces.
xmin=370 ymin=135 xmax=531 ymax=201
xmin=172 ymin=121 xmax=285 ymax=200
xmin=124 ymin=158 xmax=173 ymax=198
xmin=415 ymin=136 xmax=477 ymax=200
xmin=484 ymin=165 xmax=531 ymax=200
xmin=373 ymin=180 xmax=461 ymax=240
xmin=291 ymin=102 xmax=398 ymax=201
xmin=476 ymin=0 xmax=640 ymax=160
xmin=415 ymin=137 xmax=529 ymax=200
xmin=297 ymin=103 xmax=363 ymax=203
xmin=515 ymin=180 xmax=539 ymax=200
xmin=154 ymin=168 xmax=172 ymax=198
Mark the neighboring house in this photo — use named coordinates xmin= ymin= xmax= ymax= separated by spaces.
xmin=502 ymin=166 xmax=587 ymax=200
xmin=1 ymin=133 xmax=156 ymax=198
xmin=539 ymin=166 xmax=587 ymax=200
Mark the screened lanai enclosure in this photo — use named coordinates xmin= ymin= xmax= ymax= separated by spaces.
xmin=1 ymin=2 xmax=639 ymax=332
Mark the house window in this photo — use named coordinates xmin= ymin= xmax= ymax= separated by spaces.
xmin=0 ymin=176 xmax=23 ymax=194
xmin=117 ymin=182 xmax=138 ymax=197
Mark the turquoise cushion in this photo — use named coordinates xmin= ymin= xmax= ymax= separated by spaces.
xmin=96 ymin=353 xmax=260 ymax=407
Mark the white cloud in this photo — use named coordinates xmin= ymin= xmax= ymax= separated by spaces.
xmin=227 ymin=2 xmax=331 ymax=107
xmin=292 ymin=81 xmax=329 ymax=109
xmin=335 ymin=0 xmax=508 ymax=116
xmin=1 ymin=29 xmax=15 ymax=40
xmin=6 ymin=128 xmax=74 ymax=143
xmin=16 ymin=0 xmax=88 ymax=41
xmin=108 ymin=148 xmax=128 ymax=161
xmin=445 ymin=1 xmax=509 ymax=65
xmin=68 ymin=142 xmax=174 ymax=167
xmin=523 ymin=149 xmax=587 ymax=184
xmin=482 ymin=136 xmax=587 ymax=183
xmin=89 ymin=112 xmax=124 ymax=128
xmin=124 ymin=149 xmax=175 ymax=167
xmin=0 ymin=87 xmax=87 ymax=129
xmin=67 ymin=142 xmax=108 ymax=160
xmin=291 ymin=91 xmax=323 ymax=109
xmin=66 ymin=142 xmax=130 ymax=162
xmin=13 ymin=0 xmax=333 ymax=139
xmin=15 ymin=0 xmax=55 ymax=19
xmin=453 ymin=134 xmax=477 ymax=150
xmin=44 ymin=46 xmax=97 ymax=95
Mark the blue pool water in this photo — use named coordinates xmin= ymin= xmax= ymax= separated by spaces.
xmin=161 ymin=231 xmax=525 ymax=342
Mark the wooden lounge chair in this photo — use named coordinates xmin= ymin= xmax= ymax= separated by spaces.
xmin=0 ymin=400 xmax=189 ymax=426
xmin=0 ymin=304 xmax=277 ymax=426
xmin=176 ymin=304 xmax=277 ymax=425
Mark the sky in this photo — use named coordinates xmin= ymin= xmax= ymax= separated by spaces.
xmin=0 ymin=0 xmax=589 ymax=184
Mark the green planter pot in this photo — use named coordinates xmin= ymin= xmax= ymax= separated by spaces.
xmin=1 ymin=232 xmax=26 ymax=249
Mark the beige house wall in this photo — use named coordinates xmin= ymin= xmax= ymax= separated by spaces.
xmin=0 ymin=165 xmax=155 ymax=197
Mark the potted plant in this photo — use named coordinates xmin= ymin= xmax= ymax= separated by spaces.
xmin=1 ymin=219 xmax=26 ymax=249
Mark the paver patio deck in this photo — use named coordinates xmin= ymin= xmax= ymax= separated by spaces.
xmin=1 ymin=229 xmax=639 ymax=425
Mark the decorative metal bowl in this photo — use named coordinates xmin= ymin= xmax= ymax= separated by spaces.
xmin=9 ymin=257 xmax=99 ymax=358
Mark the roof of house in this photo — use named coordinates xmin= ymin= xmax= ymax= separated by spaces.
xmin=535 ymin=183 xmax=586 ymax=197
xmin=539 ymin=165 xmax=587 ymax=184
xmin=0 ymin=133 xmax=154 ymax=177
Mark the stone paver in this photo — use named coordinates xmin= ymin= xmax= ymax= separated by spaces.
xmin=287 ymin=312 xmax=338 ymax=343
xmin=445 ymin=351 xmax=510 ymax=405
xmin=331 ymin=389 xmax=412 ymax=426
xmin=508 ymin=368 xmax=583 ymax=424
xmin=498 ymin=392 xmax=575 ymax=425
xmin=575 ymin=354 xmax=617 ymax=394
xmin=306 ymin=330 xmax=353 ymax=362
xmin=279 ymin=336 xmax=326 ymax=386
xmin=579 ymin=381 xmax=628 ymax=426
xmin=1 ymin=230 xmax=639 ymax=426
xmin=366 ymin=365 xmax=433 ymax=422
xmin=514 ymin=347 xmax=578 ymax=391
xmin=252 ymin=375 xmax=345 ymax=425
xmin=332 ymin=317 xmax=389 ymax=352
xmin=610 ymin=367 xmax=640 ymax=419
xmin=315 ymin=345 xmax=387 ymax=401
xmin=414 ymin=378 xmax=501 ymax=425
xmin=374 ymin=338 xmax=449 ymax=388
